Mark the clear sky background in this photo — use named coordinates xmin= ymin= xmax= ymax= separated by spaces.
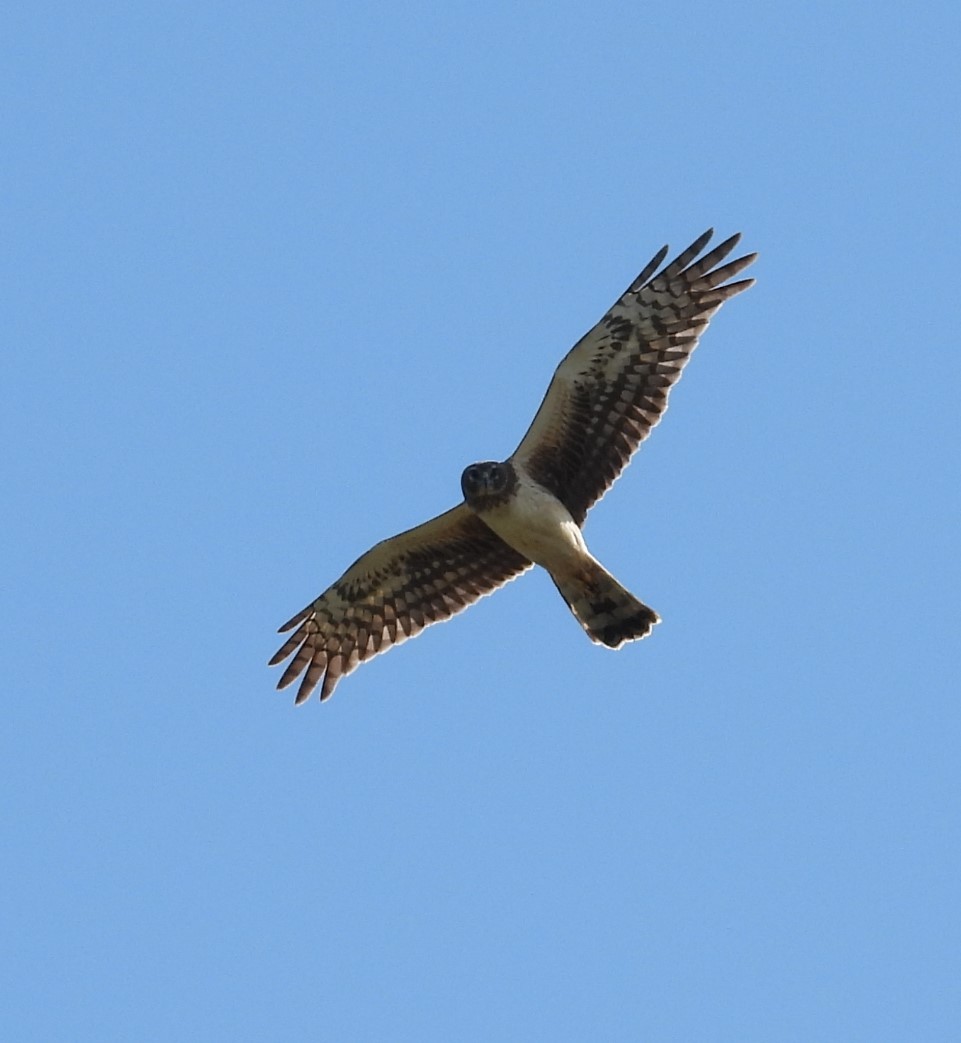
xmin=3 ymin=2 xmax=959 ymax=1040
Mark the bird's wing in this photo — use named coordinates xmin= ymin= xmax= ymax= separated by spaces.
xmin=269 ymin=504 xmax=532 ymax=703
xmin=510 ymin=230 xmax=756 ymax=524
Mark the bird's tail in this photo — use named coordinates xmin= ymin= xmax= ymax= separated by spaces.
xmin=552 ymin=558 xmax=659 ymax=648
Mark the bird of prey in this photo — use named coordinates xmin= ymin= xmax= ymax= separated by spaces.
xmin=270 ymin=229 xmax=756 ymax=703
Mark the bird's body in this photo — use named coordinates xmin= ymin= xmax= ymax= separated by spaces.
xmin=461 ymin=460 xmax=656 ymax=648
xmin=270 ymin=230 xmax=757 ymax=703
xmin=463 ymin=462 xmax=587 ymax=571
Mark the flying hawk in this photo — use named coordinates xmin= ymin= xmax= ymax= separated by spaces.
xmin=270 ymin=229 xmax=756 ymax=703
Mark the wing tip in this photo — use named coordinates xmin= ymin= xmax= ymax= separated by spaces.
xmin=722 ymin=276 xmax=756 ymax=296
xmin=692 ymin=227 xmax=715 ymax=251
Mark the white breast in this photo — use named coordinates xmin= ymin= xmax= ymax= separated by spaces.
xmin=479 ymin=479 xmax=588 ymax=572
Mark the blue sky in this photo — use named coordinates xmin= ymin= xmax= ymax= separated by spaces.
xmin=3 ymin=2 xmax=959 ymax=1039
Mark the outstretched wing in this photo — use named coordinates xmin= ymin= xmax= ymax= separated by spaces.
xmin=269 ymin=505 xmax=531 ymax=703
xmin=511 ymin=230 xmax=756 ymax=525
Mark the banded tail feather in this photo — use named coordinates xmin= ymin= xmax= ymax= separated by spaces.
xmin=551 ymin=559 xmax=659 ymax=649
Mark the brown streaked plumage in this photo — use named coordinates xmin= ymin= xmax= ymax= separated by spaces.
xmin=271 ymin=230 xmax=756 ymax=703
xmin=511 ymin=230 xmax=755 ymax=524
xmin=269 ymin=506 xmax=531 ymax=703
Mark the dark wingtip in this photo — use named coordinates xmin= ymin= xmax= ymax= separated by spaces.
xmin=722 ymin=276 xmax=757 ymax=297
xmin=714 ymin=231 xmax=742 ymax=254
xmin=693 ymin=228 xmax=715 ymax=250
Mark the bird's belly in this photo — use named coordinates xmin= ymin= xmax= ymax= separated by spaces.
xmin=479 ymin=483 xmax=587 ymax=571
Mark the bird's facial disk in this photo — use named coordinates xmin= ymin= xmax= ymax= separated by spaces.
xmin=461 ymin=461 xmax=507 ymax=501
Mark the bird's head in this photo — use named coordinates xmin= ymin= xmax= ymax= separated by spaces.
xmin=461 ymin=461 xmax=513 ymax=506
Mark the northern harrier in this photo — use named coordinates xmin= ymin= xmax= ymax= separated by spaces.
xmin=270 ymin=230 xmax=756 ymax=702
